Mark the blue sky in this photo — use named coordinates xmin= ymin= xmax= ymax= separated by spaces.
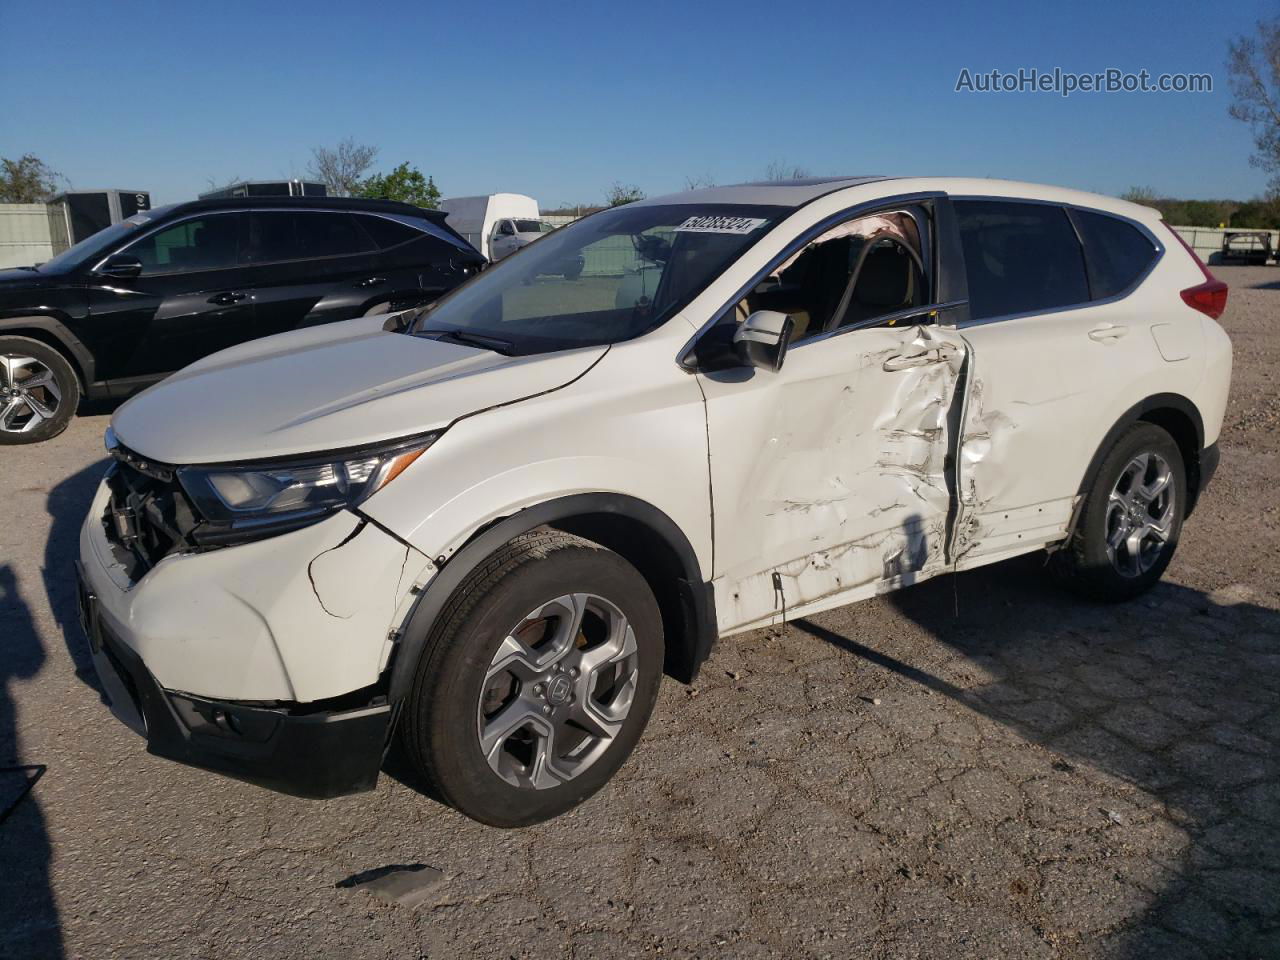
xmin=2 ymin=0 xmax=1274 ymax=206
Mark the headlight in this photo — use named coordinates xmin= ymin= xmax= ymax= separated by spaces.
xmin=179 ymin=432 xmax=440 ymax=534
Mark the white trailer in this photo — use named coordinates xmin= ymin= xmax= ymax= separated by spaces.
xmin=439 ymin=193 xmax=551 ymax=262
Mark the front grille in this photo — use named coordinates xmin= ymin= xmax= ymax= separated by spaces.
xmin=102 ymin=449 xmax=203 ymax=578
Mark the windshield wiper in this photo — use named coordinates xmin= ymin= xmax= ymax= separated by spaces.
xmin=416 ymin=328 xmax=516 ymax=355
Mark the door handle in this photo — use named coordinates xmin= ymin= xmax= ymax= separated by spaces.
xmin=1088 ymin=323 xmax=1128 ymax=343
xmin=208 ymin=292 xmax=247 ymax=305
xmin=356 ymin=277 xmax=386 ymax=288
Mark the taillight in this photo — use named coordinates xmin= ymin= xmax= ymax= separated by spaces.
xmin=1180 ymin=280 xmax=1229 ymax=320
xmin=1163 ymin=222 xmax=1229 ymax=320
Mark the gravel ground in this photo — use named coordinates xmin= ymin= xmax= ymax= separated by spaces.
xmin=1 ymin=265 xmax=1277 ymax=959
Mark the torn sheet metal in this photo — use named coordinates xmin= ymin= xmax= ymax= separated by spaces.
xmin=949 ymin=359 xmax=1074 ymax=563
xmin=700 ymin=323 xmax=966 ymax=632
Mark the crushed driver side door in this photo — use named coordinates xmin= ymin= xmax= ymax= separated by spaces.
xmin=700 ymin=317 xmax=970 ymax=634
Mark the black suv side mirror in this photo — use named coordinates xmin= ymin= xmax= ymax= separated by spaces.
xmin=96 ymin=254 xmax=143 ymax=280
xmin=734 ymin=310 xmax=795 ymax=372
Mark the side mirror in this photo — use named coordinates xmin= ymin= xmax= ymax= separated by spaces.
xmin=96 ymin=254 xmax=142 ymax=279
xmin=734 ymin=310 xmax=794 ymax=372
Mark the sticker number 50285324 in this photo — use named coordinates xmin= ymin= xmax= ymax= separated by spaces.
xmin=673 ymin=215 xmax=768 ymax=235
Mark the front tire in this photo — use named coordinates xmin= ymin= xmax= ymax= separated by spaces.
xmin=401 ymin=529 xmax=664 ymax=827
xmin=1055 ymin=422 xmax=1185 ymax=601
xmin=0 ymin=336 xmax=80 ymax=444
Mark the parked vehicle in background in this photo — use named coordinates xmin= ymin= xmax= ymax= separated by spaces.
xmin=1220 ymin=230 xmax=1273 ymax=265
xmin=440 ymin=193 xmax=555 ymax=261
xmin=0 ymin=196 xmax=485 ymax=443
xmin=47 ymin=189 xmax=152 ymax=255
xmin=77 ymin=177 xmax=1230 ymax=827
xmin=198 ymin=179 xmax=327 ymax=200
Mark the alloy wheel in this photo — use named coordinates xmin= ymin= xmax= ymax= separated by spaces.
xmin=1104 ymin=451 xmax=1177 ymax=577
xmin=477 ymin=593 xmax=640 ymax=790
xmin=0 ymin=354 xmax=62 ymax=434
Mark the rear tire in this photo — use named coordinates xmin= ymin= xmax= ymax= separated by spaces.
xmin=401 ymin=529 xmax=664 ymax=827
xmin=0 ymin=335 xmax=80 ymax=444
xmin=1055 ymin=422 xmax=1185 ymax=601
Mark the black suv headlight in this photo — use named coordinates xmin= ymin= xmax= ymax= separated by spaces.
xmin=178 ymin=432 xmax=440 ymax=539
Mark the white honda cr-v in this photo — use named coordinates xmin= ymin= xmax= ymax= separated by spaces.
xmin=76 ymin=177 xmax=1232 ymax=826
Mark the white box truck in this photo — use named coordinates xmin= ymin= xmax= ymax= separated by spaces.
xmin=439 ymin=193 xmax=554 ymax=262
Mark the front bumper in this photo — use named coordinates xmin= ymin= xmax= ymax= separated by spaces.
xmin=78 ymin=568 xmax=391 ymax=798
xmin=78 ymin=475 xmax=436 ymax=703
xmin=76 ymin=469 xmax=437 ymax=798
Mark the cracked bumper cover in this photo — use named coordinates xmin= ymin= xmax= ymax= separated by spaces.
xmin=79 ymin=478 xmax=436 ymax=703
xmin=77 ymin=477 xmax=436 ymax=796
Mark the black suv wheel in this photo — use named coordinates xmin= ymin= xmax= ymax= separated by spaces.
xmin=0 ymin=336 xmax=80 ymax=444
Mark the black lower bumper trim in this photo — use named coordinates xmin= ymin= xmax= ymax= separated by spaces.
xmin=1188 ymin=442 xmax=1220 ymax=517
xmin=1199 ymin=442 xmax=1220 ymax=491
xmin=93 ymin=619 xmax=389 ymax=799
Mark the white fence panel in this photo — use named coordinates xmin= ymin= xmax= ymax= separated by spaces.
xmin=0 ymin=203 xmax=54 ymax=268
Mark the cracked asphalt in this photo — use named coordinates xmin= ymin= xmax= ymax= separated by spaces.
xmin=2 ymin=265 xmax=1277 ymax=959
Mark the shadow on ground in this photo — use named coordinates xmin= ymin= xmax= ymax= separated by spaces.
xmin=0 ymin=458 xmax=108 ymax=960
xmin=42 ymin=459 xmax=110 ymax=700
xmin=792 ymin=554 xmax=1278 ymax=957
xmin=0 ymin=565 xmax=63 ymax=959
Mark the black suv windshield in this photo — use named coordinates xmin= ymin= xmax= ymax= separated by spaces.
xmin=411 ymin=203 xmax=785 ymax=354
xmin=37 ymin=206 xmax=176 ymax=274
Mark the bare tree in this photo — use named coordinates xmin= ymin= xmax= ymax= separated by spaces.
xmin=307 ymin=138 xmax=379 ymax=197
xmin=204 ymin=173 xmax=242 ymax=194
xmin=606 ymin=182 xmax=646 ymax=207
xmin=1227 ymin=18 xmax=1280 ymax=191
xmin=764 ymin=160 xmax=811 ymax=181
xmin=684 ymin=173 xmax=716 ymax=190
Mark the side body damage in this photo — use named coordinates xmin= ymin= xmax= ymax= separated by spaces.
xmin=700 ymin=323 xmax=975 ymax=633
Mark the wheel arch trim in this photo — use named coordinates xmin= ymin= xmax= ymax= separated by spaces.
xmin=1063 ymin=392 xmax=1207 ymax=544
xmin=0 ymin=314 xmax=95 ymax=387
xmin=381 ymin=492 xmax=717 ymax=704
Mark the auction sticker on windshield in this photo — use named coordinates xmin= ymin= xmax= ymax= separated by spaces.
xmin=674 ymin=215 xmax=768 ymax=234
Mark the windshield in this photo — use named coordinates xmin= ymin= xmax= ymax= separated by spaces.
xmin=514 ymin=219 xmax=554 ymax=234
xmin=410 ymin=203 xmax=785 ymax=354
xmin=38 ymin=206 xmax=175 ymax=273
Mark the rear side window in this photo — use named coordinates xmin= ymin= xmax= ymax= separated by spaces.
xmin=1071 ymin=209 xmax=1158 ymax=299
xmin=243 ymin=212 xmax=374 ymax=263
xmin=359 ymin=214 xmax=421 ymax=249
xmin=296 ymin=212 xmax=374 ymax=259
xmin=955 ymin=200 xmax=1089 ymax=320
xmin=243 ymin=212 xmax=296 ymax=263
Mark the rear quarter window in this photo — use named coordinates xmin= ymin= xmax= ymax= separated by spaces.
xmin=296 ymin=212 xmax=374 ymax=259
xmin=359 ymin=215 xmax=421 ymax=249
xmin=1071 ymin=209 xmax=1159 ymax=299
xmin=955 ymin=200 xmax=1089 ymax=320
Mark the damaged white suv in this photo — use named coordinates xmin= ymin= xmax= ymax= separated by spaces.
xmin=77 ymin=177 xmax=1232 ymax=826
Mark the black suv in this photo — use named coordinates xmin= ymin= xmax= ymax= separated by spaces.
xmin=0 ymin=196 xmax=485 ymax=444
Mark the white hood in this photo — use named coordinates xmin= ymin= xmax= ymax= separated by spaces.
xmin=111 ymin=316 xmax=605 ymax=463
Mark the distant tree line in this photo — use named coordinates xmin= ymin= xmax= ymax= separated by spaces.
xmin=1120 ymin=187 xmax=1280 ymax=228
